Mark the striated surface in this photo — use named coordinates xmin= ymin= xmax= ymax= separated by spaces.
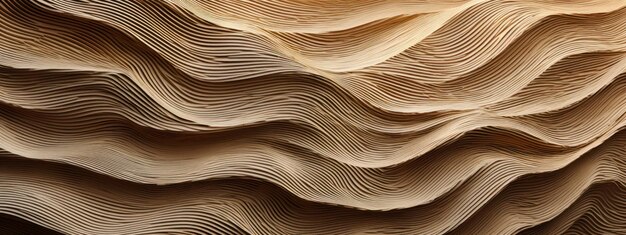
xmin=1 ymin=0 xmax=626 ymax=234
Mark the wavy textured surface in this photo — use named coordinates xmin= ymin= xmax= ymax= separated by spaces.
xmin=1 ymin=0 xmax=626 ymax=234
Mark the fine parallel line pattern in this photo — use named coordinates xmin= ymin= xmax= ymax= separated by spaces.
xmin=0 ymin=0 xmax=625 ymax=234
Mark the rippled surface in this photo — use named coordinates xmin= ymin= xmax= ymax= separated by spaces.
xmin=1 ymin=0 xmax=626 ymax=234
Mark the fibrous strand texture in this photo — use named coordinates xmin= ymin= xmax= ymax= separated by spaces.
xmin=1 ymin=0 xmax=626 ymax=234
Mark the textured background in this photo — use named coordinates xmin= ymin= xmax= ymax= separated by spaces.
xmin=0 ymin=0 xmax=625 ymax=234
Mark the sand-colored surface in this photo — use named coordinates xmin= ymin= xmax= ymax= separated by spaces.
xmin=0 ymin=0 xmax=625 ymax=234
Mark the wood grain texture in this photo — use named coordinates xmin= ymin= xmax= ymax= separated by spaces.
xmin=0 ymin=0 xmax=625 ymax=234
